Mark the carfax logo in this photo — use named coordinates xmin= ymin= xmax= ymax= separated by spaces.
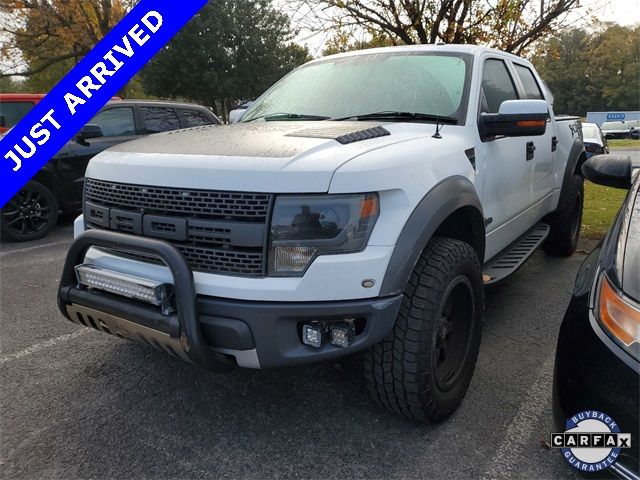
xmin=551 ymin=410 xmax=632 ymax=473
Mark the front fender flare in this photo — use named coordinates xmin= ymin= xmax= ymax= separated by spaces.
xmin=379 ymin=176 xmax=484 ymax=296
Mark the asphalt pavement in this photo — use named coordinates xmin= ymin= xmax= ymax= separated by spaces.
xmin=5 ymin=149 xmax=638 ymax=479
xmin=0 ymin=223 xmax=592 ymax=480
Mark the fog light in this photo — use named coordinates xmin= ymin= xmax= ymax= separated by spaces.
xmin=75 ymin=264 xmax=174 ymax=313
xmin=273 ymin=246 xmax=317 ymax=273
xmin=302 ymin=322 xmax=327 ymax=348
xmin=330 ymin=321 xmax=355 ymax=348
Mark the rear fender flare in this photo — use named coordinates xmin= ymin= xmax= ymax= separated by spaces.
xmin=32 ymin=166 xmax=65 ymax=206
xmin=560 ymin=136 xmax=586 ymax=197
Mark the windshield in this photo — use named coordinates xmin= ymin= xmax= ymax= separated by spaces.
xmin=601 ymin=122 xmax=626 ymax=131
xmin=242 ymin=52 xmax=472 ymax=124
xmin=582 ymin=125 xmax=599 ymax=138
xmin=0 ymin=101 xmax=36 ymax=128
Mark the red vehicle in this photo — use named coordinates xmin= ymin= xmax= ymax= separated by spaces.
xmin=0 ymin=94 xmax=123 ymax=134
xmin=0 ymin=93 xmax=46 ymax=134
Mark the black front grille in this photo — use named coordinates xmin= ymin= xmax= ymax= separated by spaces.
xmin=112 ymin=248 xmax=264 ymax=276
xmin=84 ymin=179 xmax=272 ymax=277
xmin=85 ymin=178 xmax=271 ymax=220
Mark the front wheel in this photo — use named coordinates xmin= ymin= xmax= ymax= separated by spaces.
xmin=364 ymin=237 xmax=484 ymax=424
xmin=1 ymin=181 xmax=59 ymax=242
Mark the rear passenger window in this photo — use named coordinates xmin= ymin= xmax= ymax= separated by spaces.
xmin=514 ymin=64 xmax=543 ymax=100
xmin=181 ymin=109 xmax=214 ymax=127
xmin=480 ymin=59 xmax=519 ymax=114
xmin=141 ymin=107 xmax=180 ymax=133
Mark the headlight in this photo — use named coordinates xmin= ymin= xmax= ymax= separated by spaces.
xmin=596 ymin=274 xmax=640 ymax=355
xmin=268 ymin=193 xmax=379 ymax=276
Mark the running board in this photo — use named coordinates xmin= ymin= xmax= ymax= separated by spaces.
xmin=483 ymin=223 xmax=550 ymax=286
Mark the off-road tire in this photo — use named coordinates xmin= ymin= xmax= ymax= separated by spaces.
xmin=1 ymin=181 xmax=59 ymax=242
xmin=364 ymin=237 xmax=484 ymax=424
xmin=543 ymin=174 xmax=583 ymax=257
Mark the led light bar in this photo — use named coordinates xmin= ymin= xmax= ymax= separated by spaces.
xmin=75 ymin=264 xmax=174 ymax=313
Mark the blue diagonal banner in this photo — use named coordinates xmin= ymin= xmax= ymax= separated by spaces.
xmin=0 ymin=0 xmax=209 ymax=208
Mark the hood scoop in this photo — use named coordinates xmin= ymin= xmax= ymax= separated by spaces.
xmin=287 ymin=125 xmax=390 ymax=145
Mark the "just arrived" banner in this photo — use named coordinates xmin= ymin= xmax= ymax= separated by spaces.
xmin=0 ymin=0 xmax=209 ymax=208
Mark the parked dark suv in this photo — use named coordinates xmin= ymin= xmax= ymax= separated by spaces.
xmin=0 ymin=100 xmax=221 ymax=242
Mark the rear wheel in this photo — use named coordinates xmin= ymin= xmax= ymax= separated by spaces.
xmin=364 ymin=237 xmax=484 ymax=424
xmin=543 ymin=174 xmax=583 ymax=257
xmin=1 ymin=181 xmax=59 ymax=242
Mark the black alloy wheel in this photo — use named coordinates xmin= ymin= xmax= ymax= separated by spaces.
xmin=1 ymin=181 xmax=59 ymax=242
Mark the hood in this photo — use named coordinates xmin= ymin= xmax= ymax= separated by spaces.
xmin=582 ymin=135 xmax=602 ymax=145
xmin=86 ymin=121 xmax=427 ymax=192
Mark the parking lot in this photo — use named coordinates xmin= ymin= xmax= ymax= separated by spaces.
xmin=0 ymin=220 xmax=597 ymax=479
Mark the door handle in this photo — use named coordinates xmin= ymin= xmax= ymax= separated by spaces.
xmin=526 ymin=141 xmax=536 ymax=161
xmin=551 ymin=136 xmax=558 ymax=152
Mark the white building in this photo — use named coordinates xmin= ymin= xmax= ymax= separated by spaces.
xmin=586 ymin=111 xmax=640 ymax=127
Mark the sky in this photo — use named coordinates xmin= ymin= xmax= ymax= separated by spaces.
xmin=573 ymin=0 xmax=640 ymax=25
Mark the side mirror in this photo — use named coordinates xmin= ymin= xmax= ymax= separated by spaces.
xmin=479 ymin=99 xmax=548 ymax=140
xmin=582 ymin=153 xmax=632 ymax=190
xmin=76 ymin=124 xmax=103 ymax=144
xmin=228 ymin=109 xmax=246 ymax=124
xmin=0 ymin=114 xmax=6 ymax=128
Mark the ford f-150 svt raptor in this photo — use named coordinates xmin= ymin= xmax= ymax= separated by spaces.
xmin=57 ymin=45 xmax=585 ymax=424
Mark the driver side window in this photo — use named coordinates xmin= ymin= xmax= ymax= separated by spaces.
xmin=480 ymin=59 xmax=519 ymax=114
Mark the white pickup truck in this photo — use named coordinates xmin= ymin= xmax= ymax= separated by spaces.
xmin=57 ymin=45 xmax=585 ymax=424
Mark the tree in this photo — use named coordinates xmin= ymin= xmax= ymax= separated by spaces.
xmin=532 ymin=23 xmax=640 ymax=115
xmin=322 ymin=30 xmax=395 ymax=55
xmin=530 ymin=28 xmax=592 ymax=115
xmin=141 ymin=0 xmax=311 ymax=120
xmin=0 ymin=76 xmax=28 ymax=92
xmin=296 ymin=0 xmax=590 ymax=55
xmin=587 ymin=24 xmax=640 ymax=113
xmin=0 ymin=0 xmax=132 ymax=89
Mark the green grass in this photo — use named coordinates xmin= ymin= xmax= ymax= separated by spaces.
xmin=582 ymin=181 xmax=627 ymax=239
xmin=580 ymin=137 xmax=635 ymax=238
xmin=608 ymin=138 xmax=640 ymax=149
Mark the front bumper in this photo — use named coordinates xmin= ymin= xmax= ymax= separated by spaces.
xmin=58 ymin=230 xmax=403 ymax=369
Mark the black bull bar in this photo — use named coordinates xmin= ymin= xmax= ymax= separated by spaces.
xmin=57 ymin=229 xmax=220 ymax=368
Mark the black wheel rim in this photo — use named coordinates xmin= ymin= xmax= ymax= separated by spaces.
xmin=2 ymin=187 xmax=52 ymax=236
xmin=433 ymin=276 xmax=475 ymax=392
xmin=570 ymin=192 xmax=582 ymax=241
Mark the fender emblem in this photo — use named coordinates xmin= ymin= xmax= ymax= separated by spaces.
xmin=569 ymin=124 xmax=579 ymax=137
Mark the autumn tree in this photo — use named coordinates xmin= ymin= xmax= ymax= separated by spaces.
xmin=141 ymin=0 xmax=311 ymax=120
xmin=322 ymin=30 xmax=395 ymax=55
xmin=295 ymin=0 xmax=590 ymax=55
xmin=0 ymin=0 xmax=133 ymax=88
xmin=0 ymin=76 xmax=27 ymax=92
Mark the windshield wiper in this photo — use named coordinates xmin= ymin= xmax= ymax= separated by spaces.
xmin=245 ymin=113 xmax=331 ymax=122
xmin=333 ymin=111 xmax=458 ymax=124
